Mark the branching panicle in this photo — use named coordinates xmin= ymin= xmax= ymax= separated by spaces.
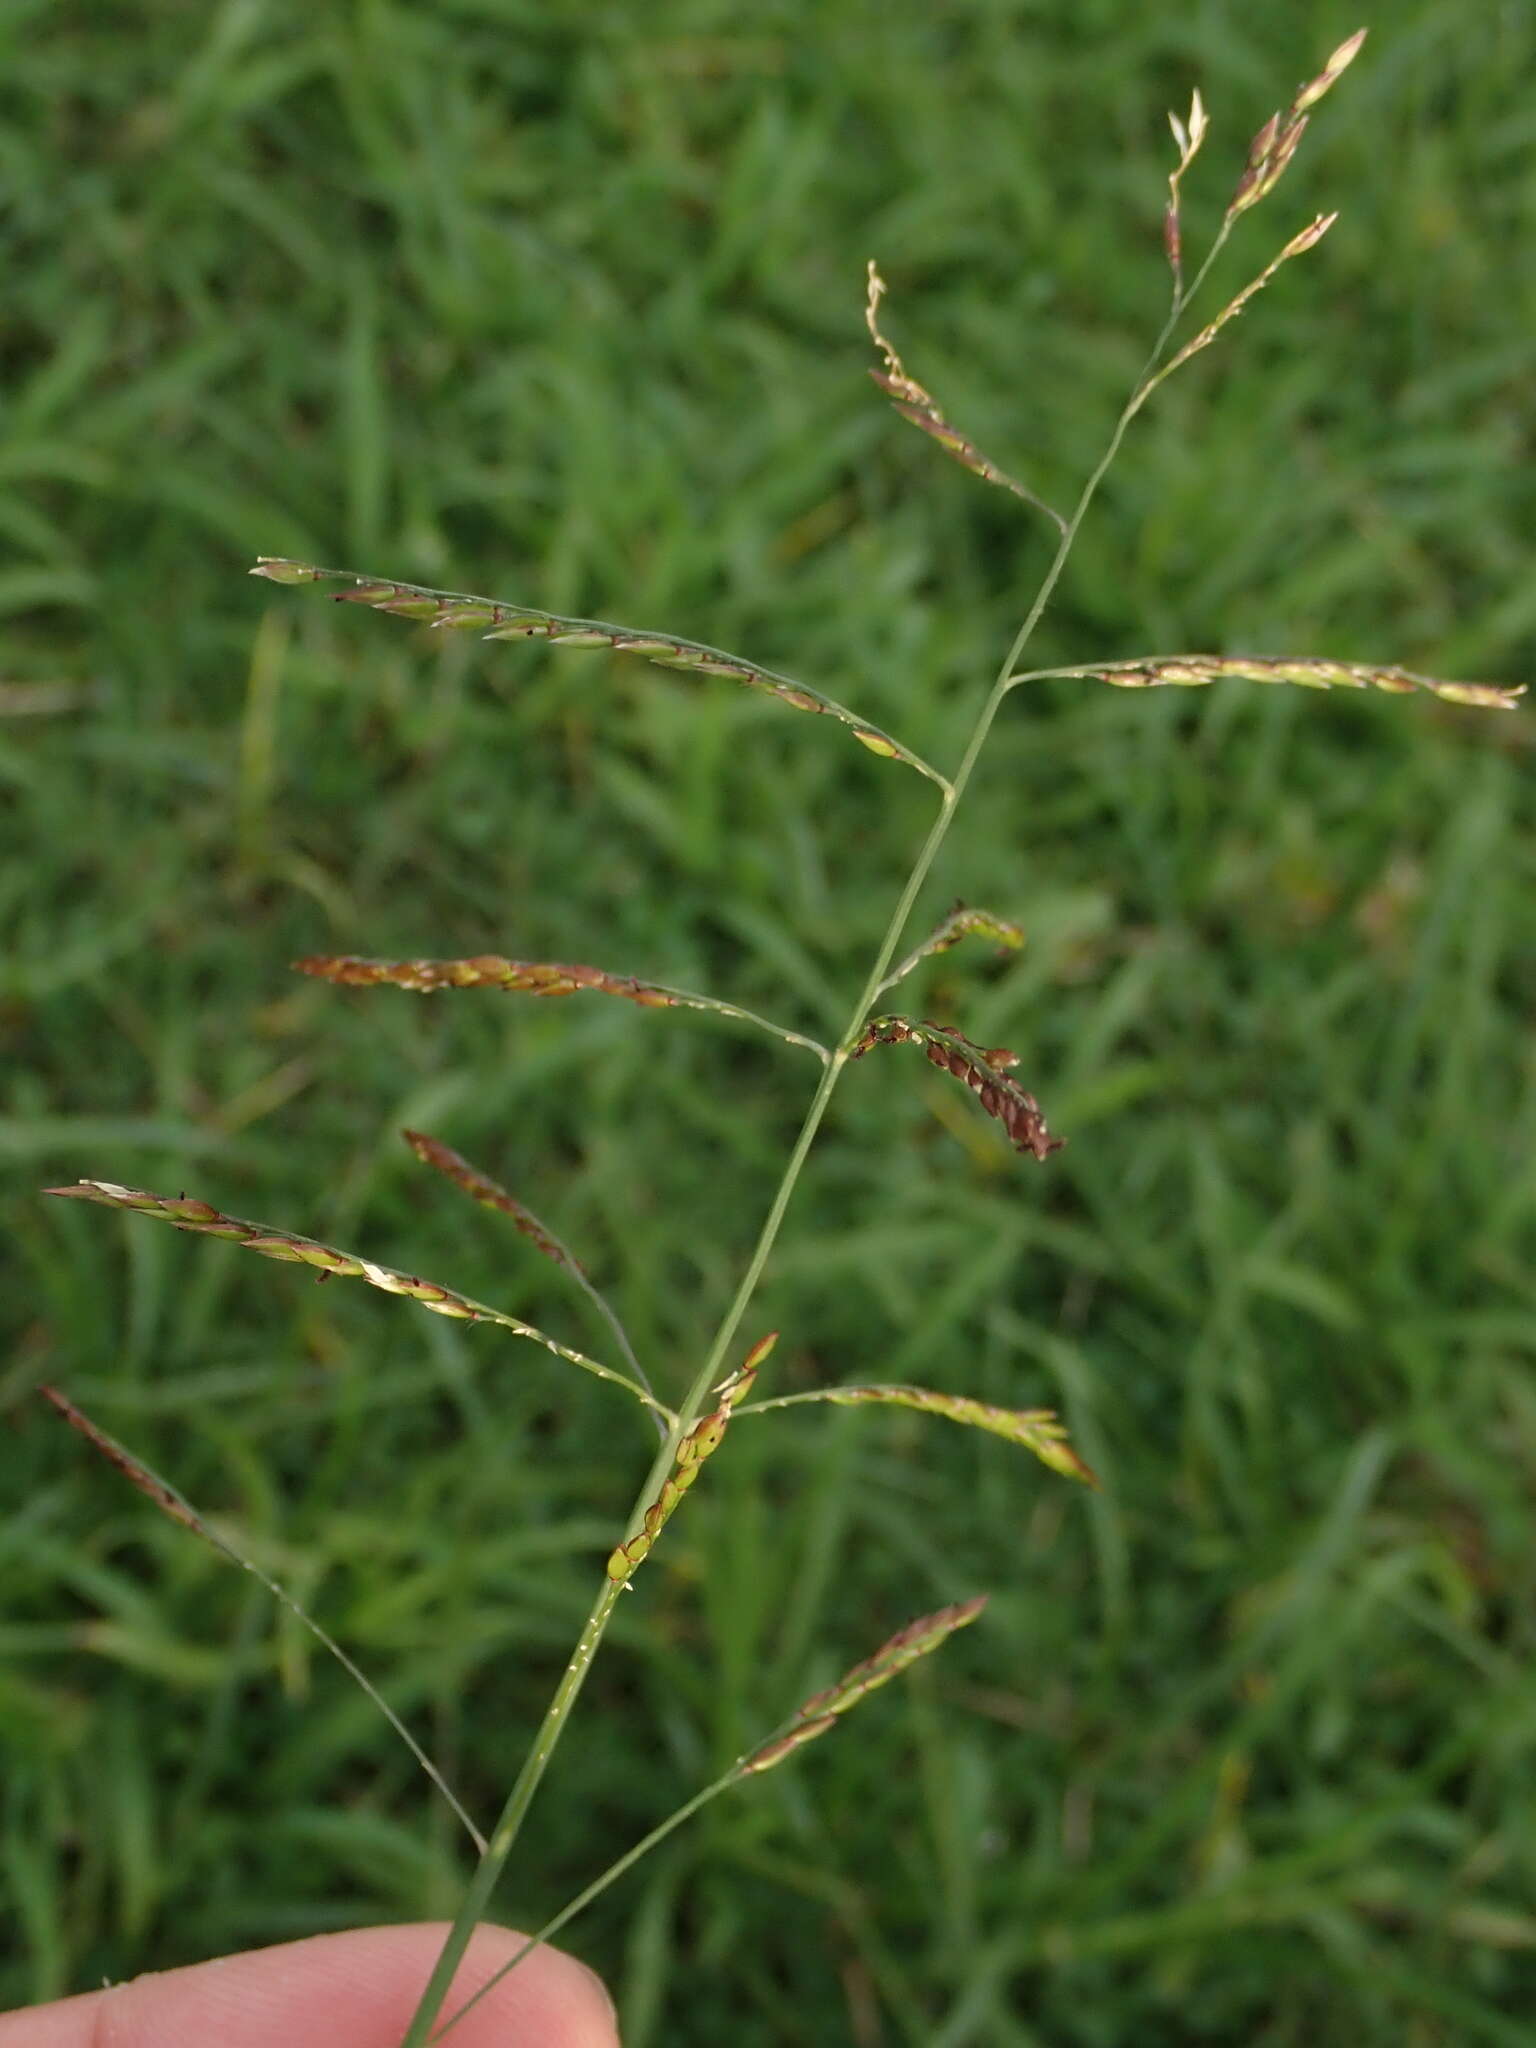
xmin=49 ymin=38 xmax=1518 ymax=2046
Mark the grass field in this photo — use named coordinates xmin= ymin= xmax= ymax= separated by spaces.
xmin=5 ymin=3 xmax=1536 ymax=2041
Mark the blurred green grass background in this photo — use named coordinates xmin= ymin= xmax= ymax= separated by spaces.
xmin=5 ymin=2 xmax=1536 ymax=2041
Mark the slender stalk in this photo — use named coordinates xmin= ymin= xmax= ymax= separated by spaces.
xmin=633 ymin=986 xmax=829 ymax=1062
xmin=398 ymin=226 xmax=1235 ymax=2048
xmin=429 ymin=1769 xmax=737 ymax=2042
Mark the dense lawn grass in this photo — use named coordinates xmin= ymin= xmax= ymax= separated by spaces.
xmin=5 ymin=3 xmax=1536 ymax=2041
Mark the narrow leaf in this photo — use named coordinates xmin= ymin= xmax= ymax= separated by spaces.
xmin=250 ymin=558 xmax=944 ymax=787
xmin=851 ymin=1016 xmax=1062 ymax=1161
xmin=864 ymin=265 xmax=1066 ymax=536
xmin=45 ymin=1180 xmax=662 ymax=1412
xmin=742 ymin=1597 xmax=988 ymax=1774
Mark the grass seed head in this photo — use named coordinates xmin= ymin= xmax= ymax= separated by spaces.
xmin=853 ymin=1016 xmax=1062 ymax=1161
xmin=815 ymin=1384 xmax=1096 ymax=1485
xmin=742 ymin=1598 xmax=988 ymax=1774
xmin=864 ymin=265 xmax=1066 ymax=533
xmin=254 ymin=558 xmax=937 ymax=781
xmin=1094 ymin=652 xmax=1524 ymax=711
xmin=1227 ymin=28 xmax=1366 ymax=222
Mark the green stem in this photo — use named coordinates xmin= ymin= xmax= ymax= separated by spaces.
xmin=429 ymin=1768 xmax=738 ymax=2042
xmin=398 ymin=224 xmax=1234 ymax=2048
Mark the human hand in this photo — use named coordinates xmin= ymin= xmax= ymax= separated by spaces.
xmin=0 ymin=1923 xmax=619 ymax=2047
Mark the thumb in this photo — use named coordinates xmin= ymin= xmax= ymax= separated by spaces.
xmin=0 ymin=1923 xmax=619 ymax=2048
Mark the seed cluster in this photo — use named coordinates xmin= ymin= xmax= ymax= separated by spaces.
xmin=743 ymin=1596 xmax=988 ymax=1775
xmin=605 ymin=1335 xmax=776 ymax=1586
xmin=852 ymin=1016 xmax=1062 ymax=1162
xmin=295 ymin=952 xmax=679 ymax=1007
xmin=250 ymin=557 xmax=929 ymax=776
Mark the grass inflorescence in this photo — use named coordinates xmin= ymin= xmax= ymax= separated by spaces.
xmin=13 ymin=11 xmax=1535 ymax=2044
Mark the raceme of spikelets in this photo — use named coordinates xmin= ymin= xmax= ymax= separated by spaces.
xmin=292 ymin=949 xmax=832 ymax=1062
xmin=793 ymin=1385 xmax=1094 ymax=1486
xmin=43 ymin=1178 xmax=661 ymax=1412
xmin=863 ymin=264 xmax=1066 ymax=537
xmin=249 ymin=557 xmax=938 ymax=782
xmin=605 ymin=1335 xmax=776 ymax=1586
xmin=1227 ymin=28 xmax=1368 ymax=223
xmin=1090 ymin=653 xmax=1523 ymax=712
xmin=297 ymin=951 xmax=679 ymax=1005
xmin=404 ymin=1128 xmax=576 ymax=1270
xmin=878 ymin=900 xmax=1025 ymax=997
xmin=742 ymin=1597 xmax=989 ymax=1774
xmin=852 ymin=1016 xmax=1062 ymax=1162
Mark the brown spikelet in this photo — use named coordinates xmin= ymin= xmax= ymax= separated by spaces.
xmin=864 ymin=265 xmax=1066 ymax=535
xmin=1092 ymin=653 xmax=1524 ymax=712
xmin=250 ymin=558 xmax=940 ymax=784
xmin=404 ymin=1129 xmax=576 ymax=1271
xmin=851 ymin=1017 xmax=1061 ymax=1162
xmin=40 ymin=1386 xmax=204 ymax=1533
xmin=742 ymin=1597 xmax=988 ymax=1775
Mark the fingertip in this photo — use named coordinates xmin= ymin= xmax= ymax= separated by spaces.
xmin=0 ymin=1922 xmax=619 ymax=2048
